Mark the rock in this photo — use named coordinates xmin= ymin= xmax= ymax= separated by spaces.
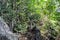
xmin=56 ymin=8 xmax=60 ymax=12
xmin=0 ymin=17 xmax=18 ymax=40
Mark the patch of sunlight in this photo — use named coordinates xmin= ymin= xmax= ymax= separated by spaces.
xmin=50 ymin=20 xmax=57 ymax=26
xmin=50 ymin=20 xmax=57 ymax=23
xmin=44 ymin=0 xmax=47 ymax=1
xmin=34 ymin=5 xmax=41 ymax=8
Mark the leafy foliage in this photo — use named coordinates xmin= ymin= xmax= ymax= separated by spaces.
xmin=0 ymin=0 xmax=60 ymax=37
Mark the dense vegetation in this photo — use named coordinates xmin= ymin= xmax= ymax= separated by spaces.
xmin=0 ymin=0 xmax=60 ymax=38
